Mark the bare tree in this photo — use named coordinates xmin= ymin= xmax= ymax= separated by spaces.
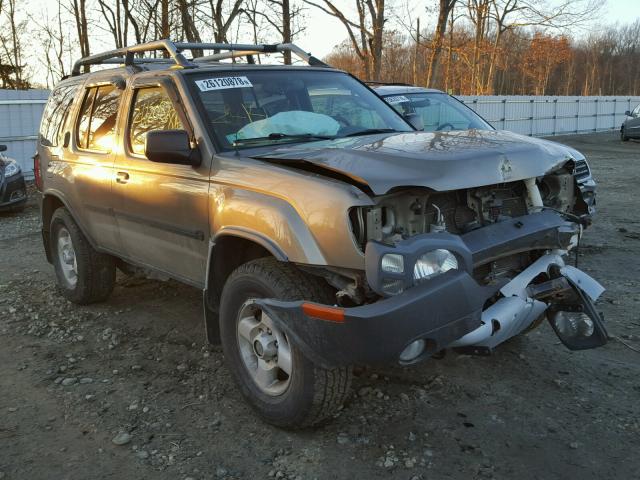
xmin=0 ymin=0 xmax=27 ymax=88
xmin=425 ymin=0 xmax=457 ymax=87
xmin=201 ymin=0 xmax=244 ymax=43
xmin=304 ymin=0 xmax=386 ymax=80
xmin=30 ymin=0 xmax=72 ymax=86
xmin=70 ymin=0 xmax=90 ymax=70
xmin=244 ymin=0 xmax=305 ymax=64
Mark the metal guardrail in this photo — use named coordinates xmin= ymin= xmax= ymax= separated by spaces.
xmin=458 ymin=97 xmax=637 ymax=137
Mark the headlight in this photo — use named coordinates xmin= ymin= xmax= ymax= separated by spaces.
xmin=4 ymin=160 xmax=20 ymax=177
xmin=550 ymin=311 xmax=594 ymax=338
xmin=413 ymin=249 xmax=458 ymax=283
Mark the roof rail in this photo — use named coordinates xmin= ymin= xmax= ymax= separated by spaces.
xmin=364 ymin=81 xmax=413 ymax=87
xmin=71 ymin=39 xmax=329 ymax=76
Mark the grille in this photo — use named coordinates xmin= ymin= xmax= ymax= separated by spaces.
xmin=573 ymin=160 xmax=590 ymax=181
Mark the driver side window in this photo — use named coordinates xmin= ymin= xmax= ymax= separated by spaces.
xmin=633 ymin=104 xmax=640 ymax=116
xmin=129 ymin=86 xmax=184 ymax=156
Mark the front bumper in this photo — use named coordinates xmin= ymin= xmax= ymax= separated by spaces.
xmin=259 ymin=268 xmax=493 ymax=368
xmin=257 ymin=211 xmax=605 ymax=368
xmin=0 ymin=172 xmax=27 ymax=209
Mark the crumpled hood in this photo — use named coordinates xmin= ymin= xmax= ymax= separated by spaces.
xmin=251 ymin=129 xmax=583 ymax=195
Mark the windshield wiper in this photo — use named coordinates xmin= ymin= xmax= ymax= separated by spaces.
xmin=344 ymin=128 xmax=397 ymax=137
xmin=232 ymin=132 xmax=334 ymax=146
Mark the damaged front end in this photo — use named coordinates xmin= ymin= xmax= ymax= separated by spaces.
xmin=256 ymin=160 xmax=606 ymax=368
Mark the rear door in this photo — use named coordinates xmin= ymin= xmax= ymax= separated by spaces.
xmin=45 ymin=81 xmax=123 ymax=252
xmin=112 ymin=77 xmax=210 ymax=286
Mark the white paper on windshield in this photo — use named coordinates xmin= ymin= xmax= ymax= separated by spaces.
xmin=196 ymin=76 xmax=253 ymax=92
xmin=385 ymin=95 xmax=410 ymax=104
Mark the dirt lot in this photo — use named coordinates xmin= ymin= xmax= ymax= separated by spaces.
xmin=1 ymin=131 xmax=639 ymax=480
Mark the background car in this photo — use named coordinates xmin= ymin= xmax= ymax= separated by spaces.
xmin=371 ymin=84 xmax=492 ymax=132
xmin=621 ymin=104 xmax=640 ymax=141
xmin=0 ymin=144 xmax=27 ymax=213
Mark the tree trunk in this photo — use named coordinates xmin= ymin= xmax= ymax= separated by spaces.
xmin=426 ymin=0 xmax=456 ymax=88
xmin=161 ymin=0 xmax=170 ymax=38
xmin=412 ymin=17 xmax=420 ymax=85
xmin=282 ymin=0 xmax=292 ymax=64
xmin=370 ymin=0 xmax=385 ymax=80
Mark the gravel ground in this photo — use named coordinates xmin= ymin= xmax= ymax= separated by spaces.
xmin=1 ymin=131 xmax=639 ymax=480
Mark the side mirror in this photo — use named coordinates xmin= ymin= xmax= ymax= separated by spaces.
xmin=145 ymin=130 xmax=201 ymax=166
xmin=624 ymin=110 xmax=631 ymax=117
xmin=0 ymin=144 xmax=6 ymax=152
xmin=404 ymin=113 xmax=424 ymax=131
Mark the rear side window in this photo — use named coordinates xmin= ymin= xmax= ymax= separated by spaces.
xmin=76 ymin=85 xmax=122 ymax=152
xmin=128 ymin=86 xmax=184 ymax=156
xmin=40 ymin=84 xmax=79 ymax=147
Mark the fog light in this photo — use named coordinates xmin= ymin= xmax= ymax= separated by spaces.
xmin=381 ymin=253 xmax=404 ymax=274
xmin=381 ymin=278 xmax=404 ymax=296
xmin=413 ymin=249 xmax=458 ymax=283
xmin=399 ymin=339 xmax=426 ymax=363
xmin=551 ymin=311 xmax=595 ymax=338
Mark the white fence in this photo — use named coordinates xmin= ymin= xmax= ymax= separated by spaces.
xmin=1 ymin=89 xmax=639 ymax=178
xmin=458 ymin=95 xmax=640 ymax=137
xmin=0 ymin=90 xmax=49 ymax=178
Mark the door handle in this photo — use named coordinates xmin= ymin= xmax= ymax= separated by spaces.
xmin=116 ymin=171 xmax=130 ymax=184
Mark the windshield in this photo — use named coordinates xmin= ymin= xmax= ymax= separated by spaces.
xmin=383 ymin=92 xmax=492 ymax=132
xmin=189 ymin=70 xmax=413 ymax=149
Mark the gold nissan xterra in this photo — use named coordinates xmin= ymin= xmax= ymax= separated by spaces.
xmin=36 ymin=40 xmax=607 ymax=428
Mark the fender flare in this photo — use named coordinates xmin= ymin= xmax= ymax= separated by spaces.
xmin=212 ymin=226 xmax=288 ymax=262
xmin=41 ymin=189 xmax=100 ymax=261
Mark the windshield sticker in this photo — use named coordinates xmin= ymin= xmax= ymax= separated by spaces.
xmin=196 ymin=76 xmax=253 ymax=92
xmin=385 ymin=95 xmax=410 ymax=104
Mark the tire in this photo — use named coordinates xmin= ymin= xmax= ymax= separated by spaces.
xmin=50 ymin=207 xmax=116 ymax=304
xmin=219 ymin=257 xmax=352 ymax=428
xmin=621 ymin=129 xmax=629 ymax=142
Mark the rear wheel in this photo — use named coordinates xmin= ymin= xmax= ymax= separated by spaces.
xmin=50 ymin=208 xmax=116 ymax=304
xmin=219 ymin=258 xmax=352 ymax=428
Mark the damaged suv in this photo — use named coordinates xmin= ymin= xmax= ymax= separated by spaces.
xmin=37 ymin=41 xmax=606 ymax=428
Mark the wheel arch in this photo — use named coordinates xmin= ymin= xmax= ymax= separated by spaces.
xmin=203 ymin=229 xmax=285 ymax=343
xmin=41 ymin=192 xmax=67 ymax=263
xmin=41 ymin=191 xmax=99 ymax=263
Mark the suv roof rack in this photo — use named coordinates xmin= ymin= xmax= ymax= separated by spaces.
xmin=71 ymin=39 xmax=329 ymax=77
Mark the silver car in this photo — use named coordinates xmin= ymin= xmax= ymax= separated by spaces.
xmin=621 ymin=103 xmax=640 ymax=141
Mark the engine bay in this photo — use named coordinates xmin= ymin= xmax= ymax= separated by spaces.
xmin=351 ymin=168 xmax=578 ymax=249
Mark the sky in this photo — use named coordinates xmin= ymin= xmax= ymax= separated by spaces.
xmin=26 ymin=0 xmax=640 ymax=81
xmin=304 ymin=0 xmax=640 ymax=58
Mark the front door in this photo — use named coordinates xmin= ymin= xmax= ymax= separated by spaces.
xmin=112 ymin=78 xmax=210 ymax=286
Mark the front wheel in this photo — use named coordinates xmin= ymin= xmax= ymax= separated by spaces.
xmin=219 ymin=258 xmax=352 ymax=428
xmin=621 ymin=129 xmax=629 ymax=142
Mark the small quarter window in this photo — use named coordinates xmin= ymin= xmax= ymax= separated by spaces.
xmin=76 ymin=84 xmax=122 ymax=152
xmin=129 ymin=86 xmax=184 ymax=156
xmin=40 ymin=84 xmax=79 ymax=147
